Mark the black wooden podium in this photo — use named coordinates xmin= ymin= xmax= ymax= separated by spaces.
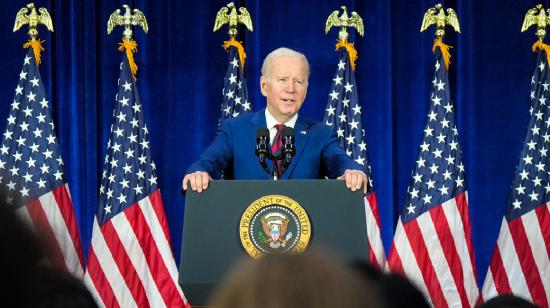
xmin=178 ymin=179 xmax=370 ymax=306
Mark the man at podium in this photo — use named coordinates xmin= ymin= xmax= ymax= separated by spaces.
xmin=182 ymin=47 xmax=367 ymax=192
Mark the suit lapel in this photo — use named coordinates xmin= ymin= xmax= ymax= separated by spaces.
xmin=284 ymin=116 xmax=312 ymax=178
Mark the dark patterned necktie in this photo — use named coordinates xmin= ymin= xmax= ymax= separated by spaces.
xmin=271 ymin=124 xmax=286 ymax=176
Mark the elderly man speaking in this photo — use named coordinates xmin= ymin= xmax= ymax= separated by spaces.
xmin=183 ymin=47 xmax=368 ymax=192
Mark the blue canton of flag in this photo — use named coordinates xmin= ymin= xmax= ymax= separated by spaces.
xmin=219 ymin=45 xmax=251 ymax=123
xmin=0 ymin=48 xmax=84 ymax=276
xmin=323 ymin=45 xmax=385 ymax=269
xmin=96 ymin=57 xmax=157 ymax=224
xmin=481 ymin=47 xmax=550 ymax=307
xmin=323 ymin=47 xmax=372 ymax=184
xmin=401 ymin=52 xmax=466 ymax=222
xmin=0 ymin=50 xmax=67 ymax=205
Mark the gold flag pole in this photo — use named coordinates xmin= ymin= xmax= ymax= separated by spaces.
xmin=107 ymin=4 xmax=148 ymax=80
xmin=213 ymin=2 xmax=253 ymax=69
xmin=13 ymin=3 xmax=54 ymax=65
xmin=325 ymin=6 xmax=364 ymax=71
xmin=420 ymin=3 xmax=461 ymax=70
xmin=521 ymin=4 xmax=550 ymax=65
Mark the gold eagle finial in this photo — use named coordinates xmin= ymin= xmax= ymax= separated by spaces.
xmin=13 ymin=3 xmax=54 ymax=40
xmin=107 ymin=4 xmax=148 ymax=39
xmin=420 ymin=3 xmax=460 ymax=38
xmin=521 ymin=4 xmax=550 ymax=41
xmin=213 ymin=2 xmax=253 ymax=39
xmin=325 ymin=6 xmax=364 ymax=42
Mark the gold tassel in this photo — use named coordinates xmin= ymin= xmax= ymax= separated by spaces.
xmin=222 ymin=38 xmax=247 ymax=70
xmin=335 ymin=39 xmax=358 ymax=71
xmin=22 ymin=40 xmax=45 ymax=65
xmin=118 ymin=39 xmax=139 ymax=80
xmin=432 ymin=38 xmax=452 ymax=71
xmin=532 ymin=41 xmax=550 ymax=68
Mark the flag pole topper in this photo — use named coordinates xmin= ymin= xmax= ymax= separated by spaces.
xmin=213 ymin=2 xmax=253 ymax=69
xmin=13 ymin=3 xmax=54 ymax=65
xmin=420 ymin=3 xmax=460 ymax=70
xmin=107 ymin=4 xmax=148 ymax=80
xmin=325 ymin=6 xmax=364 ymax=71
xmin=521 ymin=4 xmax=550 ymax=65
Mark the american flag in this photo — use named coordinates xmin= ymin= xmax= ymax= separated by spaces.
xmin=481 ymin=46 xmax=550 ymax=307
xmin=387 ymin=47 xmax=479 ymax=307
xmin=0 ymin=48 xmax=84 ymax=276
xmin=219 ymin=41 xmax=251 ymax=123
xmin=83 ymin=51 xmax=190 ymax=307
xmin=323 ymin=44 xmax=386 ymax=269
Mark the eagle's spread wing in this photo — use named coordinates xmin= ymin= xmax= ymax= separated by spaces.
xmin=351 ymin=12 xmax=364 ymax=36
xmin=420 ymin=8 xmax=436 ymax=32
xmin=38 ymin=7 xmax=54 ymax=32
xmin=325 ymin=10 xmax=340 ymax=34
xmin=280 ymin=219 xmax=289 ymax=237
xmin=13 ymin=7 xmax=29 ymax=32
xmin=132 ymin=9 xmax=149 ymax=33
xmin=213 ymin=7 xmax=228 ymax=32
xmin=522 ymin=8 xmax=538 ymax=32
xmin=261 ymin=218 xmax=270 ymax=237
xmin=446 ymin=8 xmax=460 ymax=33
xmin=239 ymin=7 xmax=253 ymax=31
xmin=107 ymin=9 xmax=123 ymax=34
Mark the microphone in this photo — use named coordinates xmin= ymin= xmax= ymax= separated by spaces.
xmin=281 ymin=127 xmax=295 ymax=169
xmin=255 ymin=128 xmax=271 ymax=175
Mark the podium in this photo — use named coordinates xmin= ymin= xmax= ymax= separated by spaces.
xmin=178 ymin=180 xmax=370 ymax=306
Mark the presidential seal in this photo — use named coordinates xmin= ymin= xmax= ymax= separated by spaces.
xmin=239 ymin=195 xmax=311 ymax=258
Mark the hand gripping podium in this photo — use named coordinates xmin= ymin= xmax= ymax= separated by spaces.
xmin=178 ymin=179 xmax=370 ymax=306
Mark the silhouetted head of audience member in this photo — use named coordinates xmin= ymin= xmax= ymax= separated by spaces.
xmin=350 ymin=259 xmax=430 ymax=308
xmin=477 ymin=294 xmax=540 ymax=308
xmin=0 ymin=201 xmax=98 ymax=308
xmin=208 ymin=248 xmax=385 ymax=308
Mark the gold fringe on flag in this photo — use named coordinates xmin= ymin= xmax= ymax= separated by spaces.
xmin=223 ymin=38 xmax=247 ymax=70
xmin=118 ymin=39 xmax=139 ymax=80
xmin=22 ymin=40 xmax=45 ymax=65
xmin=432 ymin=38 xmax=452 ymax=70
xmin=335 ymin=40 xmax=358 ymax=71
xmin=532 ymin=41 xmax=550 ymax=68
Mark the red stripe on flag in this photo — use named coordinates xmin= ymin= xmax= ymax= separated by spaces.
xmin=367 ymin=192 xmax=382 ymax=227
xmin=101 ymin=219 xmax=150 ymax=308
xmin=508 ymin=216 xmax=547 ymax=305
xmin=488 ymin=247 xmax=512 ymax=295
xmin=26 ymin=198 xmax=67 ymax=271
xmin=388 ymin=243 xmax=405 ymax=274
xmin=429 ymin=205 xmax=470 ymax=307
xmin=535 ymin=204 xmax=549 ymax=256
xmin=52 ymin=185 xmax=84 ymax=267
xmin=455 ymin=193 xmax=478 ymax=280
xmin=125 ymin=198 xmax=185 ymax=307
xmin=405 ymin=219 xmax=448 ymax=308
xmin=149 ymin=190 xmax=173 ymax=245
xmin=87 ymin=248 xmax=120 ymax=308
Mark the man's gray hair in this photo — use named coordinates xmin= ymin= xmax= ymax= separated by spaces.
xmin=261 ymin=47 xmax=310 ymax=79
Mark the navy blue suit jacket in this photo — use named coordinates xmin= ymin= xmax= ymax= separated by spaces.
xmin=186 ymin=110 xmax=366 ymax=179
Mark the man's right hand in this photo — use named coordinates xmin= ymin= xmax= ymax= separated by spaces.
xmin=182 ymin=171 xmax=212 ymax=193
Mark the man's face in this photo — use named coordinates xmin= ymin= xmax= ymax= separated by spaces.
xmin=260 ymin=55 xmax=308 ymax=123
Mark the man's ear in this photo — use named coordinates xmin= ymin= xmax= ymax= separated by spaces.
xmin=260 ymin=76 xmax=267 ymax=97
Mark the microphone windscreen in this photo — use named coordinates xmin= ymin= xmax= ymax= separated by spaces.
xmin=282 ymin=127 xmax=294 ymax=138
xmin=256 ymin=127 xmax=269 ymax=139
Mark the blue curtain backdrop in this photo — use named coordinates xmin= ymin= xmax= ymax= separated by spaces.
xmin=0 ymin=0 xmax=546 ymax=287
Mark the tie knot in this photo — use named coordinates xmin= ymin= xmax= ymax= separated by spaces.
xmin=274 ymin=124 xmax=286 ymax=132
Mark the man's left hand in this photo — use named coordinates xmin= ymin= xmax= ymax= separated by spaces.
xmin=337 ymin=169 xmax=368 ymax=193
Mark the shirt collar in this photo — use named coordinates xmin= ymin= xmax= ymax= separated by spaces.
xmin=265 ymin=108 xmax=298 ymax=129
